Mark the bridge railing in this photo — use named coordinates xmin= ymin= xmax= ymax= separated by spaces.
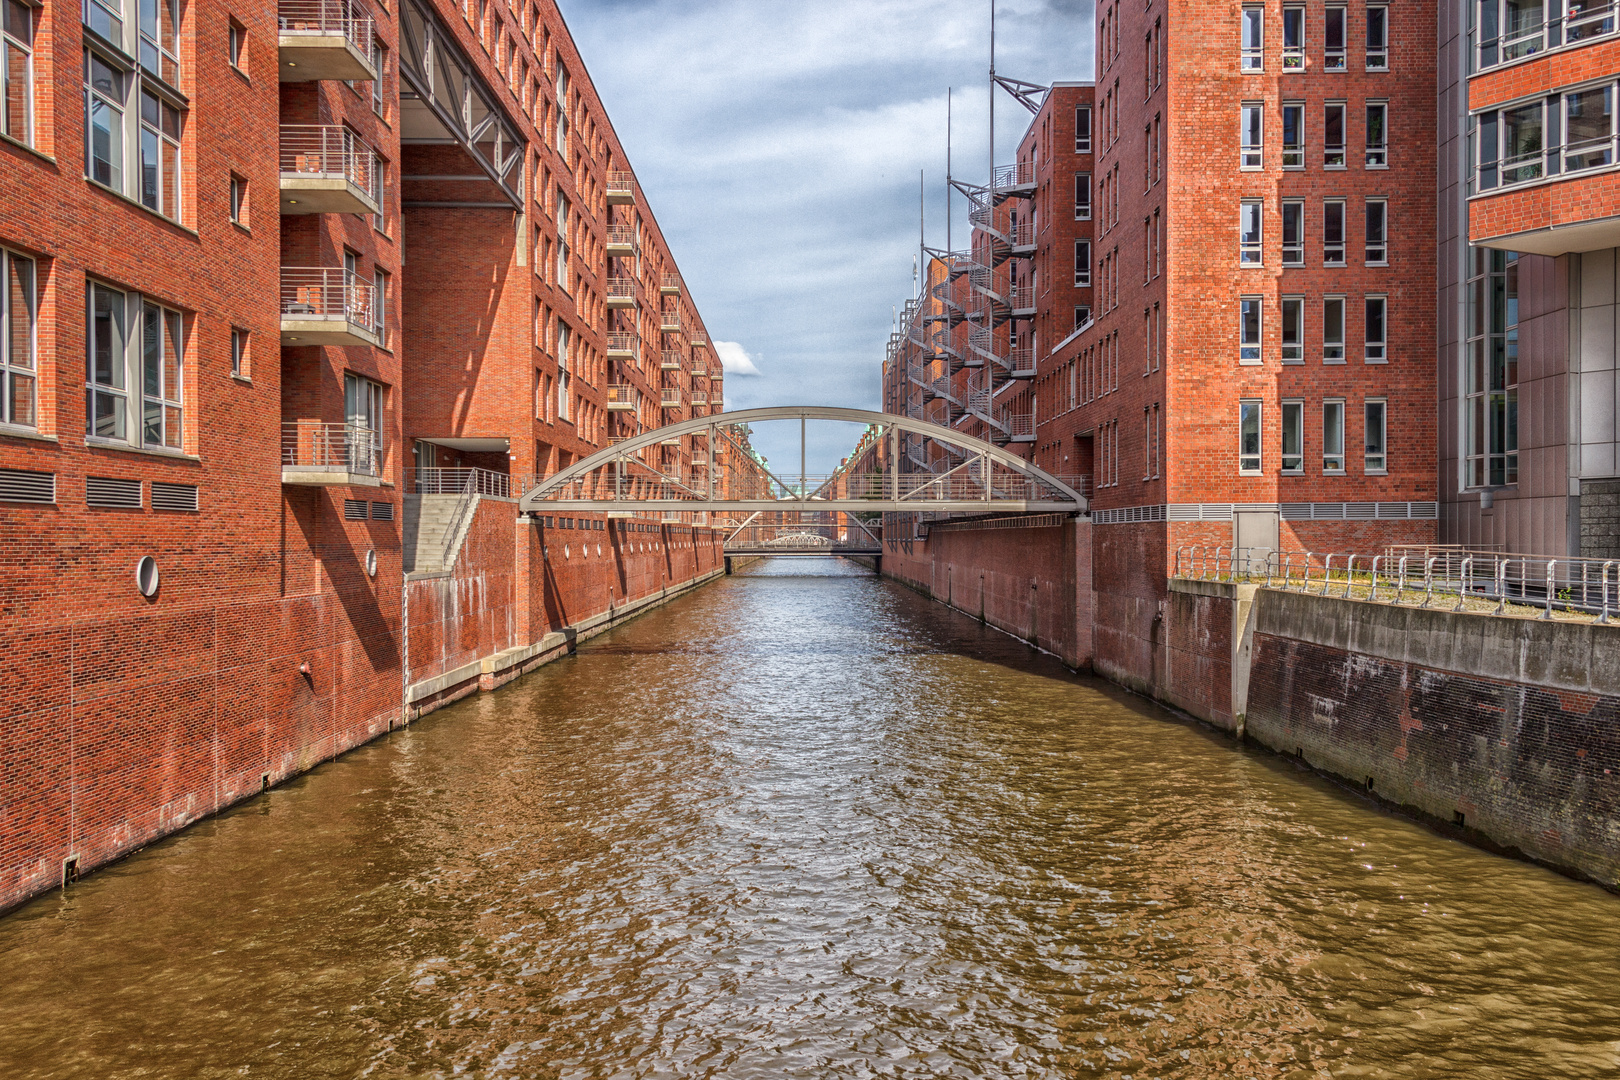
xmin=1174 ymin=544 xmax=1620 ymax=622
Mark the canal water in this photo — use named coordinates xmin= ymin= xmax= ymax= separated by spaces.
xmin=2 ymin=560 xmax=1617 ymax=1079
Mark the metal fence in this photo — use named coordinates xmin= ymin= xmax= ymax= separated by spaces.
xmin=278 ymin=0 xmax=373 ymax=54
xmin=1174 ymin=545 xmax=1620 ymax=622
xmin=279 ymin=125 xmax=375 ymax=189
xmin=407 ymin=467 xmax=511 ymax=498
xmin=282 ymin=422 xmax=380 ymax=476
xmin=280 ymin=267 xmax=377 ymax=333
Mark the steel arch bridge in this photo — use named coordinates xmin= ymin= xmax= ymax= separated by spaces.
xmin=517 ymin=407 xmax=1088 ymax=518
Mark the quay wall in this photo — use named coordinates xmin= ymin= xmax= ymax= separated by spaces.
xmin=0 ymin=499 xmax=725 ymax=915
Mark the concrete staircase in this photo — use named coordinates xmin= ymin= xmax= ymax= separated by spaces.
xmin=402 ymin=493 xmax=481 ymax=575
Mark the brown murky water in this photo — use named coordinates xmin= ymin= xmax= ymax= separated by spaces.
xmin=2 ymin=560 xmax=1618 ymax=1079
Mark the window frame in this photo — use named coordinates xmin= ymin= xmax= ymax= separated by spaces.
xmin=1074 ymin=171 xmax=1092 ymax=220
xmin=1281 ymin=199 xmax=1304 ymax=265
xmin=1366 ymin=4 xmax=1390 ymax=69
xmin=0 ymin=247 xmax=36 ymax=429
xmin=1240 ymin=198 xmax=1263 ymax=265
xmin=1281 ymin=295 xmax=1305 ymax=362
xmin=1365 ymin=293 xmax=1388 ymax=361
xmin=1323 ymin=398 xmax=1346 ymax=472
xmin=1365 ymin=398 xmax=1388 ymax=473
xmin=1283 ymin=4 xmax=1305 ymax=69
xmin=86 ymin=280 xmax=188 ymax=452
xmin=139 ymin=299 xmax=184 ymax=450
xmin=1241 ymin=101 xmax=1264 ymax=169
xmin=1365 ymin=198 xmax=1388 ymax=264
xmin=1324 ymin=3 xmax=1347 ymax=69
xmin=1074 ymin=239 xmax=1092 ymax=287
xmin=1075 ymin=105 xmax=1092 ymax=153
xmin=1281 ymin=399 xmax=1304 ymax=472
xmin=1239 ymin=399 xmax=1263 ymax=473
xmin=1324 ymin=100 xmax=1348 ymax=167
xmin=2 ymin=0 xmax=36 ymax=146
xmin=1239 ymin=295 xmax=1263 ymax=363
xmin=230 ymin=173 xmax=246 ymax=225
xmin=230 ymin=326 xmax=248 ymax=379
xmin=1282 ymin=101 xmax=1305 ymax=168
xmin=1465 ymin=246 xmax=1520 ymax=488
xmin=1323 ymin=294 xmax=1347 ymax=362
xmin=1366 ymin=100 xmax=1389 ymax=167
xmin=1323 ymin=198 xmax=1347 ymax=265
xmin=1241 ymin=5 xmax=1265 ymax=70
xmin=227 ymin=18 xmax=245 ymax=70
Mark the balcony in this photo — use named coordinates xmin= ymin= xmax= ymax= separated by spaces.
xmin=281 ymin=267 xmax=380 ymax=346
xmin=690 ymin=355 xmax=707 ymax=376
xmin=606 ymin=225 xmax=637 ymax=257
xmin=660 ymin=350 xmax=683 ymax=370
xmin=660 ymin=309 xmax=682 ymax=332
xmin=279 ymin=125 xmax=379 ymax=215
xmin=606 ymin=385 xmax=636 ymax=411
xmin=278 ymin=0 xmax=376 ymax=82
xmin=606 ymin=332 xmax=637 ymax=360
xmin=660 ymin=388 xmax=682 ymax=409
xmin=606 ymin=278 xmax=638 ymax=309
xmin=690 ymin=334 xmax=707 ymax=347
xmin=1009 ymin=344 xmax=1036 ymax=378
xmin=691 ymin=391 xmax=708 ymax=406
xmin=990 ymin=159 xmax=1037 ymax=199
xmin=691 ymin=451 xmax=708 ymax=467
xmin=282 ymin=421 xmax=383 ymax=486
xmin=661 ymin=273 xmax=681 ymax=296
xmin=607 ymin=170 xmax=637 ymax=205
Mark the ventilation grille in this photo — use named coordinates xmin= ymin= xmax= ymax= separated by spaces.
xmin=0 ymin=468 xmax=55 ymax=504
xmin=86 ymin=476 xmax=142 ymax=509
xmin=344 ymin=498 xmax=368 ymax=520
xmin=151 ymin=481 xmax=199 ymax=512
xmin=370 ymin=500 xmax=394 ymax=521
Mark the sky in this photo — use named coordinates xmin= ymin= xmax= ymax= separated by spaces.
xmin=561 ymin=0 xmax=1096 ymax=471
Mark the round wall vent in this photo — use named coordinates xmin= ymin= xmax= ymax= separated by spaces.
xmin=135 ymin=556 xmax=160 ymax=598
xmin=365 ymin=549 xmax=377 ymax=577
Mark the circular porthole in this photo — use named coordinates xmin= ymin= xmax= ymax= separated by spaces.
xmin=365 ymin=549 xmax=377 ymax=577
xmin=135 ymin=556 xmax=160 ymax=598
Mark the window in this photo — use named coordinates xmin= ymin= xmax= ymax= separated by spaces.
xmin=84 ymin=0 xmax=122 ymax=44
xmin=138 ymin=0 xmax=179 ymax=86
xmin=1474 ymin=100 xmax=1545 ymax=188
xmin=1240 ymin=296 xmax=1262 ymax=363
xmin=1239 ymin=400 xmax=1262 ymax=473
xmin=1466 ymin=247 xmax=1519 ymax=487
xmin=1282 ymin=400 xmax=1304 ymax=472
xmin=1241 ymin=6 xmax=1264 ymax=69
xmin=230 ymin=327 xmax=247 ymax=378
xmin=1241 ymin=102 xmax=1263 ymax=168
xmin=1143 ymin=215 xmax=1152 ymax=281
xmin=84 ymin=53 xmax=126 ymax=189
xmin=1365 ymin=399 xmax=1387 ymax=472
xmin=1365 ymin=199 xmax=1388 ymax=264
xmin=230 ymin=174 xmax=246 ymax=225
xmin=1475 ymin=0 xmax=1547 ymax=68
xmin=1282 ymin=101 xmax=1304 ymax=167
xmin=139 ymin=90 xmax=182 ymax=218
xmin=1366 ymin=5 xmax=1389 ymax=69
xmin=1366 ymin=101 xmax=1388 ymax=166
xmin=555 ymin=195 xmax=570 ymax=292
xmin=1074 ymin=239 xmax=1091 ymax=286
xmin=228 ymin=18 xmax=245 ymax=69
xmin=1074 ymin=172 xmax=1091 ymax=219
xmin=1282 ymin=199 xmax=1304 ymax=264
xmin=556 ymin=322 xmax=571 ymax=420
xmin=1324 ymin=101 xmax=1346 ymax=166
xmin=1323 ymin=296 xmax=1346 ymax=361
xmin=1153 ymin=208 xmax=1162 ymax=277
xmin=140 ymin=301 xmax=183 ymax=449
xmin=1075 ymin=105 xmax=1092 ymax=153
xmin=1151 ymin=302 xmax=1161 ymax=370
xmin=87 ymin=283 xmax=128 ymax=441
xmin=1324 ymin=199 xmax=1346 ymax=265
xmin=2 ymin=0 xmax=35 ymax=145
xmin=1365 ymin=294 xmax=1387 ymax=361
xmin=1 ymin=249 xmax=35 ymax=427
xmin=1281 ymin=296 xmax=1304 ymax=362
xmin=1074 ymin=304 xmax=1091 ymax=330
xmin=344 ymin=373 xmax=383 ymax=472
xmin=1324 ymin=4 xmax=1346 ymax=68
xmin=1283 ymin=5 xmax=1304 ymax=69
xmin=1323 ymin=399 xmax=1346 ymax=471
xmin=1565 ymin=85 xmax=1615 ymax=171
xmin=375 ymin=268 xmax=390 ymax=347
xmin=1240 ymin=199 xmax=1263 ymax=264
xmin=372 ymin=42 xmax=388 ymax=116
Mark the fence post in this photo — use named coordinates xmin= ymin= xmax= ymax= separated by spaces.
xmin=1343 ymin=555 xmax=1357 ymax=598
xmin=1493 ymin=558 xmax=1508 ymax=615
xmin=1542 ymin=560 xmax=1557 ymax=620
xmin=1421 ymin=556 xmax=1437 ymax=608
xmin=1601 ymin=561 xmax=1616 ymax=625
xmin=1369 ymin=556 xmax=1382 ymax=601
xmin=1393 ymin=556 xmax=1408 ymax=603
xmin=1454 ymin=556 xmax=1472 ymax=612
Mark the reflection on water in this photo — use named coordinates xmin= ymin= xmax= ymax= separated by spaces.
xmin=2 ymin=559 xmax=1617 ymax=1079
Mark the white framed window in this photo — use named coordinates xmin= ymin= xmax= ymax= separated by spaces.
xmin=86 ymin=281 xmax=186 ymax=451
xmin=1074 ymin=239 xmax=1091 ymax=287
xmin=372 ymin=41 xmax=388 ymax=117
xmin=1281 ymin=199 xmax=1304 ymax=265
xmin=1365 ymin=399 xmax=1388 ymax=472
xmin=230 ymin=326 xmax=247 ymax=378
xmin=1365 ymin=199 xmax=1388 ymax=264
xmin=1324 ymin=4 xmax=1347 ymax=69
xmin=556 ymin=321 xmax=571 ymax=421
xmin=1074 ymin=304 xmax=1091 ymax=330
xmin=1475 ymin=0 xmax=1553 ymax=69
xmin=83 ymin=0 xmax=188 ymax=225
xmin=1240 ymin=295 xmax=1262 ymax=363
xmin=1324 ymin=101 xmax=1347 ymax=166
xmin=1281 ymin=399 xmax=1304 ymax=472
xmin=1241 ymin=102 xmax=1263 ymax=168
xmin=1283 ymin=4 xmax=1305 ymax=69
xmin=2 ymin=0 xmax=35 ymax=146
xmin=1366 ymin=4 xmax=1389 ymax=68
xmin=1365 ymin=294 xmax=1387 ymax=361
xmin=1074 ymin=171 xmax=1091 ymax=220
xmin=375 ymin=268 xmax=390 ymax=347
xmin=1564 ymin=84 xmax=1615 ymax=172
xmin=1281 ymin=295 xmax=1304 ymax=362
xmin=230 ymin=174 xmax=246 ymax=225
xmin=1282 ymin=101 xmax=1305 ymax=168
xmin=1323 ymin=399 xmax=1346 ymax=471
xmin=1323 ymin=296 xmax=1346 ymax=361
xmin=1324 ymin=198 xmax=1346 ymax=265
xmin=1366 ymin=101 xmax=1388 ymax=167
xmin=1239 ymin=399 xmax=1263 ymax=473
xmin=1 ymin=248 xmax=35 ymax=428
xmin=1075 ymin=105 xmax=1092 ymax=153
xmin=1241 ymin=5 xmax=1264 ymax=70
xmin=1240 ymin=199 xmax=1263 ymax=264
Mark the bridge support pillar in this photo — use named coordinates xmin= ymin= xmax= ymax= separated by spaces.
xmin=724 ymin=556 xmax=732 ymax=575
xmin=873 ymin=554 xmax=882 ymax=577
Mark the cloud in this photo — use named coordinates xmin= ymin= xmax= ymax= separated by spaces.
xmin=712 ymin=340 xmax=763 ymax=377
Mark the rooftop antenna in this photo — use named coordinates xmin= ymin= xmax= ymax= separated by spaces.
xmin=919 ymin=169 xmax=926 ymax=277
xmin=947 ymin=87 xmax=953 ymax=253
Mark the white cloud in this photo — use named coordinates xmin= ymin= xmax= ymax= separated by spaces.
xmin=713 ymin=340 xmax=763 ymax=377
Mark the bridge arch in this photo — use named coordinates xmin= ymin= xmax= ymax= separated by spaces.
xmin=517 ymin=407 xmax=1088 ymax=515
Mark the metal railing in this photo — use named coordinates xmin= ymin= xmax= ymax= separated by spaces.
xmin=280 ymin=267 xmax=377 ymax=334
xmin=991 ymin=160 xmax=1036 ymax=190
xmin=661 ymin=273 xmax=682 ymax=292
xmin=660 ymin=387 xmax=682 ymax=407
xmin=606 ymin=170 xmax=636 ymax=199
xmin=1174 ymin=545 xmax=1620 ymax=622
xmin=606 ymin=332 xmax=638 ymax=355
xmin=660 ymin=350 xmax=683 ymax=370
xmin=606 ymin=278 xmax=638 ymax=302
xmin=606 ymin=225 xmax=637 ymax=249
xmin=279 ymin=125 xmax=376 ymax=190
xmin=282 ymin=421 xmax=381 ymax=476
xmin=691 ymin=391 xmax=708 ymax=406
xmin=408 ymin=467 xmax=510 ymax=498
xmin=606 ymin=385 xmax=636 ymax=407
xmin=691 ymin=357 xmax=708 ymax=376
xmin=660 ymin=309 xmax=682 ymax=331
xmin=278 ymin=0 xmax=373 ymax=55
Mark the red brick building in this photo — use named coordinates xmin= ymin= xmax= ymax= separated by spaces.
xmin=0 ymin=0 xmax=725 ymax=911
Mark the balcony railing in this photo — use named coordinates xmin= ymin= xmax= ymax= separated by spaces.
xmin=282 ymin=421 xmax=381 ymax=476
xmin=606 ymin=278 xmax=638 ymax=307
xmin=660 ymin=309 xmax=682 ymax=331
xmin=281 ymin=267 xmax=378 ymax=334
xmin=606 ymin=170 xmax=637 ymax=203
xmin=660 ymin=387 xmax=682 ymax=407
xmin=691 ymin=391 xmax=708 ymax=406
xmin=991 ymin=159 xmax=1036 ymax=191
xmin=660 ymin=350 xmax=683 ymax=370
xmin=660 ymin=273 xmax=682 ymax=294
xmin=690 ymin=356 xmax=707 ymax=376
xmin=606 ymin=332 xmax=638 ymax=357
xmin=1474 ymin=1 xmax=1619 ymax=70
xmin=606 ymin=385 xmax=637 ymax=409
xmin=606 ymin=225 xmax=637 ymax=251
xmin=278 ymin=0 xmax=374 ymax=60
xmin=280 ymin=125 xmax=376 ymax=189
